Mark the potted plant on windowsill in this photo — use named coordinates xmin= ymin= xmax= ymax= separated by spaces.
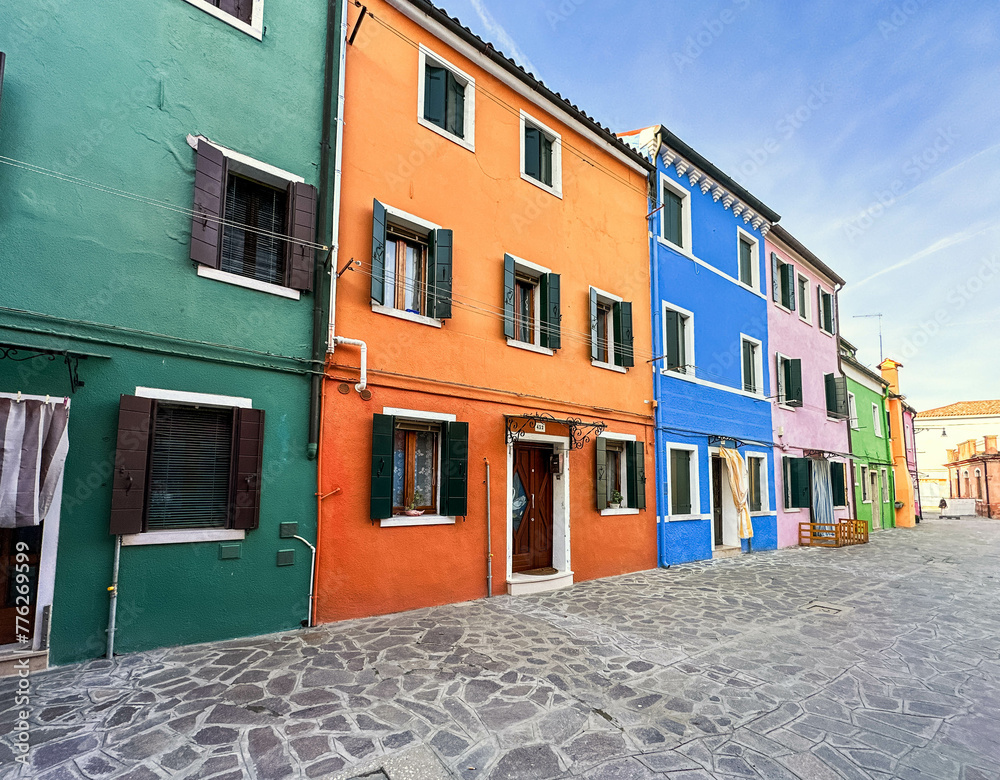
xmin=608 ymin=490 xmax=624 ymax=510
xmin=403 ymin=491 xmax=425 ymax=517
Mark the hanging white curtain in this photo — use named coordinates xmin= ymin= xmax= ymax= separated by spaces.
xmin=0 ymin=399 xmax=70 ymax=528
xmin=811 ymin=458 xmax=835 ymax=526
xmin=720 ymin=447 xmax=753 ymax=540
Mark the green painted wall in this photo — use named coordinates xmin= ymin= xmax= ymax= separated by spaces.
xmin=1 ymin=0 xmax=330 ymax=664
xmin=846 ymin=376 xmax=896 ymax=531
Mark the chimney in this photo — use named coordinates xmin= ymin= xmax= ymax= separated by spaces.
xmin=985 ymin=436 xmax=998 ymax=455
xmin=959 ymin=440 xmax=975 ymax=460
xmin=879 ymin=358 xmax=903 ymax=395
xmin=947 ymin=448 xmax=958 ymax=463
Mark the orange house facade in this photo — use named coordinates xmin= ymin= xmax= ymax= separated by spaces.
xmin=317 ymin=0 xmax=657 ymax=623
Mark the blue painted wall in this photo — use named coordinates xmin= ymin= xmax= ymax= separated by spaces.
xmin=648 ymin=151 xmax=778 ymax=566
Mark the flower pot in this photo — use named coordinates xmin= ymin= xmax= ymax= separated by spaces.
xmin=607 ymin=502 xmax=622 ymax=510
xmin=403 ymin=509 xmax=424 ymax=517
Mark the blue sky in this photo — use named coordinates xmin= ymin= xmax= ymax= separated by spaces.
xmin=445 ymin=0 xmax=1000 ymax=411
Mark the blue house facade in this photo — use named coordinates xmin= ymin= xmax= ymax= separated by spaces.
xmin=621 ymin=126 xmax=781 ymax=565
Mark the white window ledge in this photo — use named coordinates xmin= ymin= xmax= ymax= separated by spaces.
xmin=372 ymin=304 xmax=443 ymax=328
xmin=783 ymin=508 xmax=802 ymax=513
xmin=663 ymin=514 xmax=709 ymax=523
xmin=197 ymin=266 xmax=301 ymax=300
xmin=418 ymin=116 xmax=475 ymax=153
xmin=122 ymin=529 xmax=246 ymax=546
xmin=507 ymin=339 xmax=554 ymax=356
xmin=661 ymin=369 xmax=767 ymax=402
xmin=592 ymin=360 xmax=627 ymax=374
xmin=749 ymin=511 xmax=772 ymax=518
xmin=520 ymin=171 xmax=563 ymax=199
xmin=180 ymin=0 xmax=264 ymax=40
xmin=380 ymin=515 xmax=457 ymax=528
xmin=601 ymin=507 xmax=640 ymax=517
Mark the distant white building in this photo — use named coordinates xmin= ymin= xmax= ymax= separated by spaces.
xmin=915 ymin=401 xmax=1000 ymax=508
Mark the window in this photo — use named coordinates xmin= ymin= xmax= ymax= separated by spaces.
xmin=825 ymin=374 xmax=848 ymax=418
xmin=881 ymin=468 xmax=889 ymax=500
xmin=663 ymin=304 xmax=693 ymax=375
xmin=860 ymin=465 xmax=870 ymax=502
xmin=596 ymin=437 xmax=645 ymax=511
xmin=975 ymin=468 xmax=983 ymax=498
xmin=747 ymin=455 xmax=765 ymax=512
xmin=181 ymin=0 xmax=263 ymax=39
xmin=504 ymin=255 xmax=560 ymax=352
xmin=818 ymin=287 xmax=836 ymax=334
xmin=776 ymin=354 xmax=803 ymax=407
xmin=771 ymin=253 xmax=796 ymax=310
xmin=208 ymin=0 xmax=251 ymax=23
xmin=590 ymin=288 xmax=634 ymax=370
xmin=831 ymin=461 xmax=847 ymax=507
xmin=783 ymin=457 xmax=810 ymax=509
xmin=371 ymin=200 xmax=453 ymax=323
xmin=109 ymin=392 xmax=264 ymax=536
xmin=872 ymin=403 xmax=883 ymax=437
xmin=963 ymin=470 xmax=970 ymax=497
xmin=371 ymin=412 xmax=469 ymax=523
xmin=737 ymin=230 xmax=759 ymax=289
xmin=520 ymin=112 xmax=562 ymax=195
xmin=741 ymin=337 xmax=762 ymax=395
xmin=190 ymin=139 xmax=316 ymax=295
xmin=418 ymin=46 xmax=475 ymax=150
xmin=797 ymin=275 xmax=810 ymax=321
xmin=660 ymin=176 xmax=690 ymax=251
xmin=848 ymin=393 xmax=859 ymax=429
xmin=668 ymin=447 xmax=696 ymax=515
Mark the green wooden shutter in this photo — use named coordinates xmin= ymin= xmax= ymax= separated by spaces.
xmin=503 ymin=254 xmax=516 ymax=339
xmin=751 ymin=458 xmax=763 ymax=512
xmin=787 ymin=358 xmax=803 ymax=407
xmin=370 ymin=414 xmax=395 ymax=520
xmin=541 ymin=273 xmax=561 ymax=350
xmin=626 ymin=441 xmax=645 ymax=510
xmin=830 ymin=292 xmax=838 ymax=335
xmin=831 ymin=461 xmax=846 ymax=507
xmin=817 ymin=285 xmax=824 ymax=331
xmin=742 ymin=340 xmax=754 ymax=392
xmin=771 ymin=253 xmax=781 ymax=302
xmin=791 ymin=458 xmax=811 ymax=509
xmin=834 ymin=376 xmax=849 ymax=418
xmin=670 ymin=449 xmax=692 ymax=514
xmin=825 ymin=373 xmax=837 ymax=416
xmin=664 ymin=189 xmax=683 ymax=246
xmin=595 ymin=436 xmax=607 ymax=510
xmin=428 ymin=228 xmax=453 ymax=319
xmin=445 ymin=71 xmax=464 ymax=138
xmin=442 ymin=421 xmax=469 ymax=517
xmin=590 ymin=288 xmax=599 ymax=361
xmin=786 ymin=264 xmax=796 ymax=311
xmin=524 ymin=127 xmax=540 ymax=180
xmin=371 ymin=199 xmax=387 ymax=304
xmin=424 ymin=64 xmax=446 ymax=128
xmin=613 ymin=301 xmax=634 ymax=368
xmin=665 ymin=310 xmax=680 ymax=371
xmin=824 ymin=292 xmax=835 ymax=333
xmin=540 ymin=135 xmax=553 ymax=186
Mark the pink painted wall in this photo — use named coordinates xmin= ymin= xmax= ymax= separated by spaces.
xmin=765 ymin=238 xmax=853 ymax=547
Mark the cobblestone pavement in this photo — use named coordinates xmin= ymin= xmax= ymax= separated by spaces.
xmin=4 ymin=516 xmax=1000 ymax=780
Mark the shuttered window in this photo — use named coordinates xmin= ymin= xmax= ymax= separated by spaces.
xmin=784 ymin=457 xmax=811 ymax=509
xmin=669 ymin=449 xmax=693 ymax=515
xmin=424 ymin=64 xmax=466 ymax=139
xmin=221 ymin=174 xmax=287 ymax=286
xmin=742 ymin=339 xmax=759 ymax=394
xmin=831 ymin=461 xmax=847 ymax=507
xmin=777 ymin=355 xmax=803 ymax=407
xmin=663 ymin=187 xmax=684 ymax=247
xmin=739 ymin=237 xmax=754 ymax=286
xmin=210 ymin=0 xmax=252 ymax=24
xmin=503 ymin=256 xmax=560 ymax=351
xmin=818 ymin=287 xmax=836 ymax=334
xmin=664 ymin=308 xmax=688 ymax=373
xmin=524 ymin=126 xmax=554 ymax=186
xmin=748 ymin=457 xmax=763 ymax=512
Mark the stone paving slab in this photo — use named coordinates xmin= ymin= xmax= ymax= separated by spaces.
xmin=2 ymin=517 xmax=1000 ymax=779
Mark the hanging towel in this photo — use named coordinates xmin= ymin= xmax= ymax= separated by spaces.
xmin=720 ymin=447 xmax=753 ymax=540
xmin=811 ymin=458 xmax=835 ymax=527
xmin=0 ymin=398 xmax=70 ymax=527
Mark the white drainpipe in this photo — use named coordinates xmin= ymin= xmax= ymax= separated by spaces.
xmin=332 ymin=336 xmax=367 ymax=392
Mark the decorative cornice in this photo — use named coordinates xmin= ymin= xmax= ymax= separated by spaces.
xmin=687 ymin=170 xmax=701 ymax=187
xmin=732 ymin=203 xmax=745 ymax=218
xmin=674 ymin=159 xmax=690 ymax=176
xmin=700 ymin=178 xmax=715 ymax=195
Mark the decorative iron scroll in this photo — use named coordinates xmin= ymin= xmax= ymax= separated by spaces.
xmin=505 ymin=413 xmax=607 ymax=450
xmin=708 ymin=435 xmax=745 ymax=449
xmin=1 ymin=345 xmax=88 ymax=393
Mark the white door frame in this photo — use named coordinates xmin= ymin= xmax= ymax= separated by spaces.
xmin=708 ymin=447 xmax=739 ymax=548
xmin=870 ymin=469 xmax=881 ymax=530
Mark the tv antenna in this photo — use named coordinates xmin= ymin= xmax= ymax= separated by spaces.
xmin=853 ymin=313 xmax=884 ymax=363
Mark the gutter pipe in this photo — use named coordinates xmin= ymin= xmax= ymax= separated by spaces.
xmin=650 ymin=132 xmax=667 ymax=568
xmin=106 ymin=535 xmax=121 ymax=659
xmin=484 ymin=458 xmax=493 ymax=597
xmin=332 ymin=337 xmax=367 ymax=391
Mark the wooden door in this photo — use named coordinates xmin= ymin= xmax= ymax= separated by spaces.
xmin=511 ymin=444 xmax=554 ymax=573
xmin=871 ymin=471 xmax=881 ymax=530
xmin=0 ymin=526 xmax=43 ymax=646
xmin=711 ymin=455 xmax=723 ymax=546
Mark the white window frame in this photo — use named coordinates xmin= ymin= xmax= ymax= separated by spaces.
xmin=818 ymin=286 xmax=835 ymax=335
xmin=506 ymin=255 xmax=552 ymax=355
xmin=591 ymin=286 xmax=625 ymax=373
xmin=662 ymin=301 xmax=695 ymax=376
xmin=665 ymin=443 xmax=700 ymax=520
xmin=599 ymin=432 xmax=639 ymax=516
xmin=373 ymin=203 xmax=444 ymax=328
xmin=417 ymin=44 xmax=476 ymax=153
xmin=379 ymin=407 xmax=459 ymax=528
xmin=848 ymin=393 xmax=859 ymax=429
xmin=775 ymin=352 xmax=794 ymax=408
xmin=872 ymin=403 xmax=883 ymax=437
xmin=832 ymin=460 xmax=848 ymax=508
xmin=740 ymin=334 xmax=764 ymax=397
xmin=519 ymin=110 xmax=563 ymax=198
xmin=797 ymin=273 xmax=811 ymax=323
xmin=746 ymin=452 xmax=769 ymax=515
xmin=658 ymin=173 xmax=692 ymax=254
xmin=122 ymin=386 xmax=254 ymax=547
xmin=735 ymin=227 xmax=760 ymax=293
xmin=180 ymin=0 xmax=264 ymax=40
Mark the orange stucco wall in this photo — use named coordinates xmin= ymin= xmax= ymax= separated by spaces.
xmin=881 ymin=359 xmax=917 ymax=528
xmin=316 ymin=0 xmax=656 ymax=623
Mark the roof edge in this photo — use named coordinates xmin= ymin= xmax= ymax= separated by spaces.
xmin=769 ymin=224 xmax=846 ymax=286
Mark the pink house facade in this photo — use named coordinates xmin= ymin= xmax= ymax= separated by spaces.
xmin=766 ymin=225 xmax=853 ymax=547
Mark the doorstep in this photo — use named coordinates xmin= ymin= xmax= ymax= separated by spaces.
xmin=713 ymin=545 xmax=742 ymax=560
xmin=0 ymin=649 xmax=48 ymax=678
xmin=507 ymin=569 xmax=574 ymax=596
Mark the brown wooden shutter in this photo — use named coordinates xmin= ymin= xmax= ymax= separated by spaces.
xmin=190 ymin=140 xmax=227 ymax=269
xmin=110 ymin=395 xmax=154 ymax=535
xmin=232 ymin=408 xmax=265 ymax=530
xmin=286 ymin=181 xmax=317 ymax=292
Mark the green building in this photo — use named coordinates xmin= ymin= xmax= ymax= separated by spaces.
xmin=840 ymin=340 xmax=895 ymax=531
xmin=0 ymin=0 xmax=342 ymax=667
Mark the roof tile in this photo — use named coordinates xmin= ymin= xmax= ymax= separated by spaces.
xmin=917 ymin=401 xmax=1000 ymax=419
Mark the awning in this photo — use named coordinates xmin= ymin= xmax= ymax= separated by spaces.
xmin=505 ymin=413 xmax=607 ymax=450
xmin=0 ymin=397 xmax=70 ymax=527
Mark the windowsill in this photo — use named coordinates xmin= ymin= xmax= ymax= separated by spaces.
xmin=656 ymin=235 xmax=691 ymax=256
xmin=601 ymin=507 xmax=640 ymax=516
xmin=736 ymin=279 xmax=760 ymax=296
xmin=417 ymin=116 xmax=475 ymax=153
xmin=197 ymin=266 xmax=301 ymax=300
xmin=783 ymin=508 xmax=802 ymax=513
xmin=592 ymin=359 xmax=627 ymax=374
xmin=520 ymin=171 xmax=563 ymax=199
xmin=774 ymin=301 xmax=795 ymax=315
xmin=372 ymin=304 xmax=443 ymax=329
xmin=749 ymin=511 xmax=772 ymax=517
xmin=656 ymin=237 xmax=766 ymax=299
xmin=179 ymin=0 xmax=263 ymax=40
xmin=122 ymin=529 xmax=246 ymax=546
xmin=819 ymin=329 xmax=835 ymax=338
xmin=663 ymin=513 xmax=707 ymax=522
xmin=380 ymin=514 xmax=457 ymax=528
xmin=799 ymin=315 xmax=812 ymax=325
xmin=660 ymin=369 xmax=769 ymax=402
xmin=507 ymin=338 xmax=554 ymax=356
xmin=777 ymin=403 xmax=798 ymax=412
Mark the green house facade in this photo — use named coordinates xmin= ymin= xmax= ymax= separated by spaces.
xmin=0 ymin=0 xmax=339 ymax=666
xmin=840 ymin=340 xmax=895 ymax=531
